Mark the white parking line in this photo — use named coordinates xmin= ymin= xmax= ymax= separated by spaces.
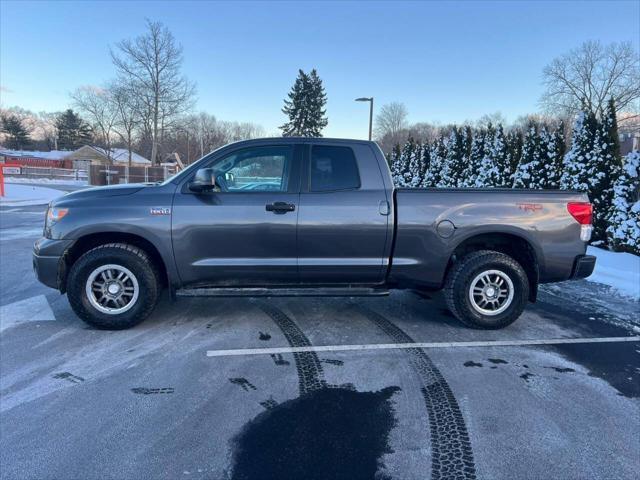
xmin=0 ymin=227 xmax=44 ymax=241
xmin=0 ymin=295 xmax=56 ymax=332
xmin=206 ymin=336 xmax=640 ymax=357
xmin=0 ymin=209 xmax=46 ymax=214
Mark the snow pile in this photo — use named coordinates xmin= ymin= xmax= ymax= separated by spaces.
xmin=0 ymin=184 xmax=64 ymax=206
xmin=586 ymin=246 xmax=640 ymax=300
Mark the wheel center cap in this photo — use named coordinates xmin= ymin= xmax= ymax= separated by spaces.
xmin=486 ymin=287 xmax=496 ymax=297
xmin=107 ymin=283 xmax=120 ymax=295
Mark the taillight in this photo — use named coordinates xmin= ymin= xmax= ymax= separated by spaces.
xmin=567 ymin=202 xmax=593 ymax=241
xmin=567 ymin=202 xmax=592 ymax=225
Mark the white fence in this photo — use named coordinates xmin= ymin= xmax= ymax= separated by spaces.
xmin=89 ymin=164 xmax=177 ymax=185
xmin=3 ymin=166 xmax=88 ymax=182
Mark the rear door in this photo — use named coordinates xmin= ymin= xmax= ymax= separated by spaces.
xmin=297 ymin=142 xmax=391 ymax=284
xmin=172 ymin=143 xmax=302 ymax=286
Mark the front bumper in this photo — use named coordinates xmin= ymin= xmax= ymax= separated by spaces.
xmin=33 ymin=238 xmax=74 ymax=290
xmin=571 ymin=254 xmax=596 ymax=279
xmin=33 ymin=252 xmax=63 ymax=289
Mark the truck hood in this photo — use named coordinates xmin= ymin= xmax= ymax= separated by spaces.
xmin=57 ymin=183 xmax=149 ymax=202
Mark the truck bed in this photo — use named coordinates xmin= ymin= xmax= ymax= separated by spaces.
xmin=389 ymin=188 xmax=589 ymax=287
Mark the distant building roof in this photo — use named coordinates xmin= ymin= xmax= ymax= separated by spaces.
xmin=0 ymin=148 xmax=72 ymax=160
xmin=69 ymin=145 xmax=151 ymax=165
xmin=93 ymin=147 xmax=151 ymax=164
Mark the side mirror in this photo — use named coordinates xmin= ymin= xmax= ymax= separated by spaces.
xmin=189 ymin=168 xmax=216 ymax=192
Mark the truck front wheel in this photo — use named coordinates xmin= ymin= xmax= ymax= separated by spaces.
xmin=444 ymin=250 xmax=529 ymax=329
xmin=67 ymin=243 xmax=160 ymax=330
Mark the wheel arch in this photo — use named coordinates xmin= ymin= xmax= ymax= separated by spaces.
xmin=61 ymin=232 xmax=170 ymax=294
xmin=446 ymin=231 xmax=539 ymax=302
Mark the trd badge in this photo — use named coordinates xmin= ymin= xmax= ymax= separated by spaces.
xmin=150 ymin=207 xmax=171 ymax=216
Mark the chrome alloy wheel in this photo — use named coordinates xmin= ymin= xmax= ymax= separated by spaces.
xmin=85 ymin=264 xmax=139 ymax=314
xmin=468 ymin=269 xmax=514 ymax=316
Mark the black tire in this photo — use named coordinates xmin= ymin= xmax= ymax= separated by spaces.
xmin=67 ymin=243 xmax=160 ymax=330
xmin=444 ymin=250 xmax=529 ymax=329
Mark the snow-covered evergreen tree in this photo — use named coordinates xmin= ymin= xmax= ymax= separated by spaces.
xmin=417 ymin=141 xmax=431 ymax=187
xmin=506 ymin=130 xmax=523 ymax=184
xmin=475 ymin=124 xmax=510 ymax=187
xmin=391 ymin=137 xmax=418 ymax=187
xmin=593 ymin=99 xmax=623 ymax=240
xmin=461 ymin=129 xmax=485 ymax=187
xmin=606 ymin=150 xmax=640 ymax=254
xmin=543 ymin=122 xmax=565 ymax=188
xmin=513 ymin=123 xmax=542 ymax=188
xmin=424 ymin=137 xmax=447 ymax=187
xmin=560 ymin=108 xmax=621 ymax=241
xmin=461 ymin=125 xmax=473 ymax=182
xmin=407 ymin=140 xmax=424 ymax=187
xmin=474 ymin=124 xmax=494 ymax=187
xmin=560 ymin=110 xmax=600 ymax=192
xmin=389 ymin=143 xmax=403 ymax=186
xmin=491 ymin=124 xmax=511 ymax=187
xmin=440 ymin=127 xmax=466 ymax=187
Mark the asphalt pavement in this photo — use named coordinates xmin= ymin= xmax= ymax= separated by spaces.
xmin=1 ymin=202 xmax=639 ymax=480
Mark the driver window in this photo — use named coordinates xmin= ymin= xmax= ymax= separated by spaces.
xmin=212 ymin=146 xmax=292 ymax=192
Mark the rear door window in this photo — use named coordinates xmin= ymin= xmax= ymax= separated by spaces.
xmin=310 ymin=145 xmax=360 ymax=192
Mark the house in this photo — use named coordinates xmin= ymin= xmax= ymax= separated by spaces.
xmin=618 ymin=113 xmax=639 ymax=156
xmin=619 ymin=132 xmax=640 ymax=156
xmin=65 ymin=146 xmax=151 ymax=170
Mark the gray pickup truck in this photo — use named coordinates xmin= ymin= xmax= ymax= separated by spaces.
xmin=33 ymin=138 xmax=595 ymax=330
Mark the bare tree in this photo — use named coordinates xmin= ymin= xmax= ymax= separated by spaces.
xmin=540 ymin=40 xmax=640 ymax=116
xmin=71 ymin=85 xmax=119 ymax=162
xmin=474 ymin=112 xmax=507 ymax=129
xmin=225 ymin=121 xmax=265 ymax=142
xmin=36 ymin=111 xmax=59 ymax=149
xmin=0 ymin=106 xmax=59 ymax=149
xmin=110 ymin=81 xmax=140 ymax=167
xmin=374 ymin=102 xmax=409 ymax=140
xmin=165 ymin=112 xmax=265 ymax=164
xmin=111 ymin=20 xmax=196 ymax=164
xmin=408 ymin=122 xmax=442 ymax=143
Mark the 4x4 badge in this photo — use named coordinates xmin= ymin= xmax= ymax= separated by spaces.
xmin=150 ymin=207 xmax=171 ymax=216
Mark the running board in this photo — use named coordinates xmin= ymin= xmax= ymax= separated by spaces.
xmin=176 ymin=287 xmax=390 ymax=298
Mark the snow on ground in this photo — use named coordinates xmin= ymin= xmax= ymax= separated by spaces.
xmin=586 ymin=246 xmax=640 ymax=300
xmin=0 ymin=183 xmax=65 ymax=206
xmin=5 ymin=177 xmax=88 ymax=186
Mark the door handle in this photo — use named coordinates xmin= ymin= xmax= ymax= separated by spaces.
xmin=378 ymin=200 xmax=390 ymax=216
xmin=266 ymin=202 xmax=296 ymax=214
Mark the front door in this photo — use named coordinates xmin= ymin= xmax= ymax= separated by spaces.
xmin=172 ymin=144 xmax=301 ymax=287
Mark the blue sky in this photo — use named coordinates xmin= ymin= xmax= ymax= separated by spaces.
xmin=1 ymin=0 xmax=638 ymax=138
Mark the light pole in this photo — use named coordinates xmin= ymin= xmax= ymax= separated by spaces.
xmin=355 ymin=97 xmax=374 ymax=141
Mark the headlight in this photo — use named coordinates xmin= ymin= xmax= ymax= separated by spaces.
xmin=46 ymin=207 xmax=69 ymax=227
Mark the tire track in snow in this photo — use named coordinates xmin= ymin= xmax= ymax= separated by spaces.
xmin=256 ymin=301 xmax=327 ymax=394
xmin=354 ymin=304 xmax=477 ymax=480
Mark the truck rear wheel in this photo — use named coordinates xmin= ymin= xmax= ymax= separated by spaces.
xmin=444 ymin=250 xmax=529 ymax=329
xmin=67 ymin=243 xmax=160 ymax=330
